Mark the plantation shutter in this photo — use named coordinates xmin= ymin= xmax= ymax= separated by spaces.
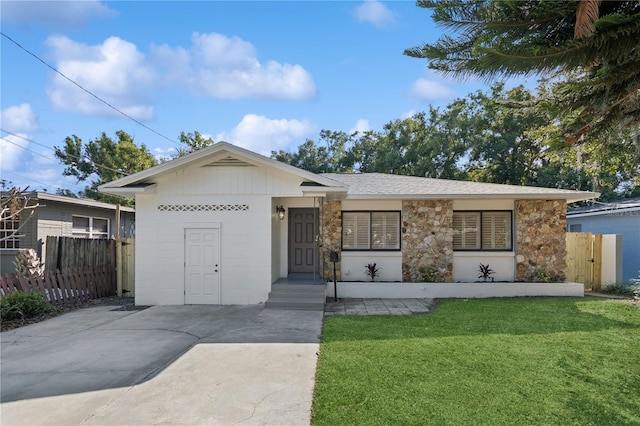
xmin=371 ymin=212 xmax=400 ymax=249
xmin=482 ymin=212 xmax=512 ymax=250
xmin=452 ymin=212 xmax=480 ymax=250
xmin=342 ymin=212 xmax=370 ymax=249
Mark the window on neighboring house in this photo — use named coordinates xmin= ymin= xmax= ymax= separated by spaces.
xmin=568 ymin=223 xmax=582 ymax=232
xmin=72 ymin=216 xmax=110 ymax=239
xmin=453 ymin=211 xmax=512 ymax=251
xmin=0 ymin=211 xmax=20 ymax=249
xmin=342 ymin=211 xmax=400 ymax=250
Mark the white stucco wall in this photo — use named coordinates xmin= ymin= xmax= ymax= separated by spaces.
xmin=135 ymin=164 xmax=305 ymax=305
xmin=601 ymin=234 xmax=624 ymax=286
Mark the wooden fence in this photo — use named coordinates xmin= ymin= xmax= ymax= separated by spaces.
xmin=117 ymin=238 xmax=135 ymax=297
xmin=0 ymin=268 xmax=116 ymax=306
xmin=43 ymin=236 xmax=136 ymax=297
xmin=566 ymin=232 xmax=603 ymax=291
xmin=45 ymin=236 xmax=115 ymax=272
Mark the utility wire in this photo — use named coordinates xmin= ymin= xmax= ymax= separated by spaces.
xmin=2 ymin=138 xmax=57 ymax=163
xmin=2 ymin=171 xmax=66 ymax=192
xmin=1 ymin=31 xmax=182 ymax=147
xmin=1 ymin=129 xmax=130 ymax=177
xmin=1 ymin=133 xmax=133 ymax=202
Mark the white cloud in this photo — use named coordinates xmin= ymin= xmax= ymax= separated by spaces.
xmin=355 ymin=1 xmax=396 ymax=28
xmin=350 ymin=119 xmax=371 ymax=134
xmin=400 ymin=110 xmax=419 ymax=120
xmin=153 ymin=32 xmax=316 ymax=100
xmin=43 ymin=32 xmax=316 ymax=119
xmin=0 ymin=134 xmax=29 ymax=172
xmin=410 ymin=78 xmax=457 ymax=101
xmin=1 ymin=1 xmax=116 ymax=29
xmin=216 ymin=114 xmax=315 ymax=155
xmin=1 ymin=103 xmax=38 ymax=133
xmin=45 ymin=35 xmax=155 ymax=119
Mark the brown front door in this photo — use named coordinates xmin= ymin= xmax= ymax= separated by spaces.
xmin=289 ymin=208 xmax=318 ymax=273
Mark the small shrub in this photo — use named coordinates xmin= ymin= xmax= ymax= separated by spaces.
xmin=419 ymin=265 xmax=442 ymax=282
xmin=602 ymin=271 xmax=640 ymax=298
xmin=600 ymin=283 xmax=640 ymax=298
xmin=365 ymin=263 xmax=380 ymax=282
xmin=478 ymin=263 xmax=495 ymax=282
xmin=0 ymin=290 xmax=58 ymax=322
xmin=531 ymin=267 xmax=551 ymax=283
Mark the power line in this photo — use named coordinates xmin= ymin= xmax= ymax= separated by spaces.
xmin=2 ymin=137 xmax=56 ymax=163
xmin=2 ymin=171 xmax=66 ymax=192
xmin=1 ymin=31 xmax=182 ymax=147
xmin=1 ymin=129 xmax=130 ymax=177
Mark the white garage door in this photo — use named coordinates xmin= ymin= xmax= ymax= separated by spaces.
xmin=185 ymin=228 xmax=220 ymax=304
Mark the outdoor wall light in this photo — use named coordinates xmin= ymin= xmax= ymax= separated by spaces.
xmin=276 ymin=205 xmax=286 ymax=220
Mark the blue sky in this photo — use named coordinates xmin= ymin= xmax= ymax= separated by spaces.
xmin=1 ymin=1 xmax=523 ymax=194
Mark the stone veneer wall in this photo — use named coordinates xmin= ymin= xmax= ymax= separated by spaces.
xmin=402 ymin=200 xmax=454 ymax=282
xmin=515 ymin=199 xmax=567 ymax=281
xmin=321 ymin=199 xmax=342 ymax=281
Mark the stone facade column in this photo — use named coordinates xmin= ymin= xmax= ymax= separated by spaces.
xmin=515 ymin=199 xmax=567 ymax=281
xmin=321 ymin=199 xmax=342 ymax=281
xmin=401 ymin=200 xmax=454 ymax=282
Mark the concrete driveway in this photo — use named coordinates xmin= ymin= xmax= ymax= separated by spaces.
xmin=1 ymin=304 xmax=323 ymax=425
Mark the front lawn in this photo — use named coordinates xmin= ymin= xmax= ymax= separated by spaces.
xmin=312 ymin=298 xmax=640 ymax=425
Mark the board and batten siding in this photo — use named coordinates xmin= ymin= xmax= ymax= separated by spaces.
xmin=134 ymin=164 xmax=306 ymax=305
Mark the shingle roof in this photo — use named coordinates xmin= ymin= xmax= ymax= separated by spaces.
xmin=321 ymin=173 xmax=597 ymax=202
xmin=568 ymin=197 xmax=640 ymax=215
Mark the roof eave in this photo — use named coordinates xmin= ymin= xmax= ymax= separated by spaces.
xmin=344 ymin=193 xmax=599 ymax=202
xmin=99 ymin=184 xmax=157 ymax=196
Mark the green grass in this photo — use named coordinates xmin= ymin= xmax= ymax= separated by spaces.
xmin=312 ymin=298 xmax=640 ymax=426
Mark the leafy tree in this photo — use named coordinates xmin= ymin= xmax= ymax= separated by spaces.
xmin=54 ymin=131 xmax=157 ymax=206
xmin=55 ymin=188 xmax=78 ymax=198
xmin=405 ymin=0 xmax=640 ymax=142
xmin=461 ymin=83 xmax=549 ymax=185
xmin=174 ymin=131 xmax=215 ymax=158
xmin=271 ymin=131 xmax=359 ymax=174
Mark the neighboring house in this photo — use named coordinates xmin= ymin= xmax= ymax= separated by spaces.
xmin=567 ymin=199 xmax=640 ymax=282
xmin=0 ymin=192 xmax=135 ymax=274
xmin=99 ymin=142 xmax=597 ymax=306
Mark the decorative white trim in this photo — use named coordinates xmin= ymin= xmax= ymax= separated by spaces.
xmin=158 ymin=204 xmax=249 ymax=212
xmin=326 ymin=281 xmax=584 ymax=299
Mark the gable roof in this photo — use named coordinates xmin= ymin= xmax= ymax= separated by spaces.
xmin=321 ymin=173 xmax=598 ymax=203
xmin=25 ymin=192 xmax=135 ymax=212
xmin=98 ymin=142 xmax=347 ymax=195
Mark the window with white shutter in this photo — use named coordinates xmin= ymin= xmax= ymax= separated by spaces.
xmin=452 ymin=212 xmax=481 ymax=250
xmin=453 ymin=211 xmax=512 ymax=251
xmin=342 ymin=211 xmax=400 ymax=251
xmin=482 ymin=212 xmax=512 ymax=250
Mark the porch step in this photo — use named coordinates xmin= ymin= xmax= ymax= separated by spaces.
xmin=265 ymin=284 xmax=326 ymax=311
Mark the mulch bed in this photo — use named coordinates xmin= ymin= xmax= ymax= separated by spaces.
xmin=1 ymin=296 xmax=135 ymax=332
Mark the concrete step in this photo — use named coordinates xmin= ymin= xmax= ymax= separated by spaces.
xmin=265 ymin=284 xmax=326 ymax=311
xmin=269 ymin=284 xmax=325 ymax=294
xmin=265 ymin=299 xmax=325 ymax=311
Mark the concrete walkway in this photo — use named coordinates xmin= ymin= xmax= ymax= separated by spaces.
xmin=324 ymin=298 xmax=435 ymax=316
xmin=1 ymin=304 xmax=323 ymax=426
